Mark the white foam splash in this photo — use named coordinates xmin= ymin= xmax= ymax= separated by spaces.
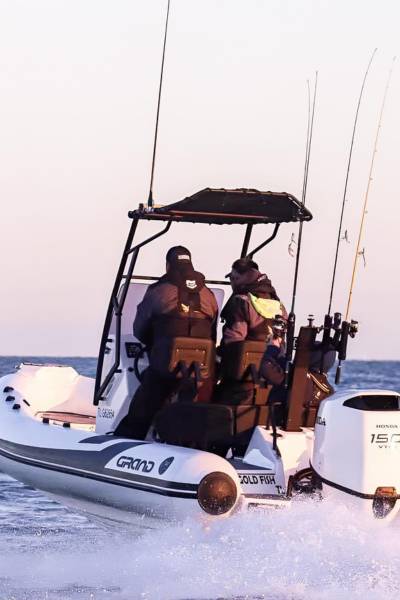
xmin=1 ymin=497 xmax=400 ymax=599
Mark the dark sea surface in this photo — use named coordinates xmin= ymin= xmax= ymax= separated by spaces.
xmin=0 ymin=357 xmax=399 ymax=600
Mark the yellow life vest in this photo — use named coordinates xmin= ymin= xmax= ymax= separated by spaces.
xmin=248 ymin=294 xmax=282 ymax=320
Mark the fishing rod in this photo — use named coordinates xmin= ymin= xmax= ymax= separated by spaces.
xmin=285 ymin=72 xmax=318 ymax=384
xmin=333 ymin=56 xmax=395 ymax=384
xmin=327 ymin=48 xmax=377 ymax=315
xmin=345 ymin=56 xmax=396 ymax=322
xmin=147 ymin=0 xmax=171 ymax=209
xmin=317 ymin=50 xmax=377 ymax=382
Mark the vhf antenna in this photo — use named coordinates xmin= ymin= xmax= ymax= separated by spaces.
xmin=290 ymin=71 xmax=318 ymax=315
xmin=327 ymin=48 xmax=377 ymax=315
xmin=147 ymin=0 xmax=171 ymax=209
xmin=285 ymin=72 xmax=318 ymax=386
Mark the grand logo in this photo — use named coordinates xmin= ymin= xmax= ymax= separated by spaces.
xmin=158 ymin=456 xmax=174 ymax=475
xmin=116 ymin=456 xmax=155 ymax=473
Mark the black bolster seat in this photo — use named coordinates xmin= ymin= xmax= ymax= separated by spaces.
xmin=153 ymin=336 xmax=229 ymax=452
xmin=165 ymin=336 xmax=216 ymax=382
xmin=153 ymin=340 xmax=272 ymax=455
xmin=154 ymin=402 xmax=268 ymax=456
xmin=154 ymin=403 xmax=234 ymax=453
xmin=218 ymin=341 xmax=272 ymax=440
xmin=220 ymin=340 xmax=267 ymax=383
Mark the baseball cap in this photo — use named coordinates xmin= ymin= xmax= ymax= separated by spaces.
xmin=166 ymin=246 xmax=192 ymax=265
xmin=225 ymin=257 xmax=259 ymax=278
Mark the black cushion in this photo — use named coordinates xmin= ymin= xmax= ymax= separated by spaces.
xmin=154 ymin=403 xmax=233 ymax=449
xmin=220 ymin=340 xmax=266 ymax=381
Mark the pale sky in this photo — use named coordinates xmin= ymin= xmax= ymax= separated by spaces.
xmin=0 ymin=0 xmax=399 ymax=359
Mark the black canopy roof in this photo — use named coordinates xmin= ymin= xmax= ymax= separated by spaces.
xmin=129 ymin=188 xmax=312 ymax=225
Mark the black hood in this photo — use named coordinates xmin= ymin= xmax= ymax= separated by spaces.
xmin=234 ymin=271 xmax=279 ymax=301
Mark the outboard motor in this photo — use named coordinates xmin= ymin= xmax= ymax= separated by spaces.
xmin=312 ymin=390 xmax=400 ymax=519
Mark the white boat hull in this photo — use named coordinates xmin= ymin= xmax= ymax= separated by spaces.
xmin=1 ymin=364 xmax=400 ymax=524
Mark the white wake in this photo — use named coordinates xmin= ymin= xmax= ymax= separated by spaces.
xmin=1 ymin=496 xmax=399 ymax=599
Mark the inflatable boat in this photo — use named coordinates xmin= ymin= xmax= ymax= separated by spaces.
xmin=1 ymin=188 xmax=400 ymax=524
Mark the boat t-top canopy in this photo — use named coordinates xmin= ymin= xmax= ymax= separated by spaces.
xmin=128 ymin=188 xmax=313 ymax=225
xmin=95 ymin=187 xmax=313 ymax=404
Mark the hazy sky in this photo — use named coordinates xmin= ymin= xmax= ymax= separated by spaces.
xmin=0 ymin=0 xmax=399 ymax=359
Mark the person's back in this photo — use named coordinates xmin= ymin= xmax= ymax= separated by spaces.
xmin=115 ymin=246 xmax=218 ymax=439
xmin=221 ymin=258 xmax=286 ymax=348
xmin=218 ymin=258 xmax=286 ymax=405
xmin=134 ymin=249 xmax=218 ymax=373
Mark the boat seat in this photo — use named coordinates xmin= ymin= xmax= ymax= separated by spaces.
xmin=166 ymin=336 xmax=216 ymax=381
xmin=154 ymin=401 xmax=271 ymax=455
xmin=218 ymin=340 xmax=272 ymax=406
xmin=158 ymin=336 xmax=216 ymax=404
xmin=220 ymin=340 xmax=266 ymax=383
xmin=154 ymin=403 xmax=233 ymax=453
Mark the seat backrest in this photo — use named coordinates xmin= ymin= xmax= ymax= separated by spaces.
xmin=166 ymin=336 xmax=216 ymax=379
xmin=221 ymin=340 xmax=266 ymax=381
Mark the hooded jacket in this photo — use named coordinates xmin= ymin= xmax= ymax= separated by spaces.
xmin=221 ymin=271 xmax=286 ymax=345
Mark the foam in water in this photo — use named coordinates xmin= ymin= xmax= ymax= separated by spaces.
xmin=1 ymin=496 xmax=400 ymax=600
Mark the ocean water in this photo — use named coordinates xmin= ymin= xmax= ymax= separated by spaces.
xmin=0 ymin=357 xmax=399 ymax=600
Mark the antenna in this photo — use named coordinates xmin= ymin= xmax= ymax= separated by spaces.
xmin=327 ymin=48 xmax=377 ymax=315
xmin=345 ymin=56 xmax=396 ymax=320
xmin=290 ymin=71 xmax=318 ymax=315
xmin=285 ymin=72 xmax=318 ymax=386
xmin=147 ymin=0 xmax=171 ymax=209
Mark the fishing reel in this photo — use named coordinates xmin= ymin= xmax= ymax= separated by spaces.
xmin=272 ymin=314 xmax=287 ymax=338
xmin=318 ymin=313 xmax=359 ymax=384
xmin=349 ymin=320 xmax=359 ymax=338
xmin=314 ymin=312 xmax=359 ymax=383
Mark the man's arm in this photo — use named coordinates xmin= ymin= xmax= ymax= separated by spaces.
xmin=209 ymin=289 xmax=219 ymax=342
xmin=133 ymin=289 xmax=155 ymax=346
xmin=221 ymin=296 xmax=249 ymax=345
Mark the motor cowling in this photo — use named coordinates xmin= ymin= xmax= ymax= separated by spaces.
xmin=312 ymin=390 xmax=400 ymax=498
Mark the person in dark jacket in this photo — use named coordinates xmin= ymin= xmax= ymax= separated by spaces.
xmin=115 ymin=246 xmax=218 ymax=439
xmin=221 ymin=258 xmax=287 ymax=348
xmin=218 ymin=258 xmax=287 ymax=404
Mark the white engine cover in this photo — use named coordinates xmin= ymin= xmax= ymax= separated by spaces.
xmin=312 ymin=389 xmax=400 ymax=497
